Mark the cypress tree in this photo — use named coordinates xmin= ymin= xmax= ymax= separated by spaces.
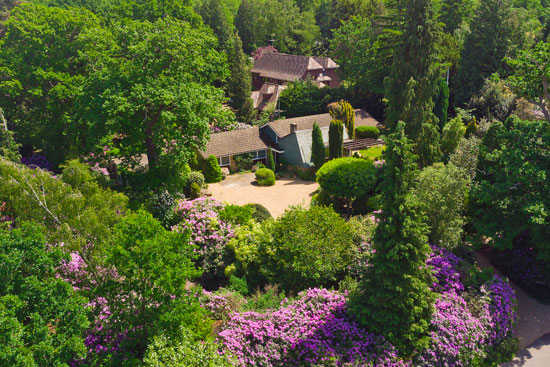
xmin=311 ymin=122 xmax=325 ymax=169
xmin=266 ymin=147 xmax=275 ymax=171
xmin=433 ymin=77 xmax=449 ymax=131
xmin=452 ymin=0 xmax=514 ymax=106
xmin=384 ymin=0 xmax=442 ymax=167
xmin=227 ymin=33 xmax=256 ymax=123
xmin=350 ymin=121 xmax=435 ymax=355
xmin=329 ymin=119 xmax=343 ymax=159
xmin=204 ymin=155 xmax=223 ymax=183
xmin=329 ymin=100 xmax=356 ymax=140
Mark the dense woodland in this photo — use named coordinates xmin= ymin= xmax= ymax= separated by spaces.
xmin=0 ymin=0 xmax=549 ymax=366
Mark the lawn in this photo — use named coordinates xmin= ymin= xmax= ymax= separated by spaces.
xmin=359 ymin=146 xmax=384 ymax=161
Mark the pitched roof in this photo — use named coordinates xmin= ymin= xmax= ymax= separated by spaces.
xmin=265 ymin=109 xmax=381 ymax=138
xmin=251 ymin=53 xmax=338 ymax=82
xmin=200 ymin=127 xmax=270 ymax=158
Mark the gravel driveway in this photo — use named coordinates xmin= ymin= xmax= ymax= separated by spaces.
xmin=207 ymin=172 xmax=319 ymax=217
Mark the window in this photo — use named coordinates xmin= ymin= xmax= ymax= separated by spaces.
xmin=218 ymin=156 xmax=230 ymax=166
xmin=257 ymin=150 xmax=266 ymax=159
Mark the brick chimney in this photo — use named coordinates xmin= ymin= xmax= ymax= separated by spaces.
xmin=290 ymin=123 xmax=298 ymax=134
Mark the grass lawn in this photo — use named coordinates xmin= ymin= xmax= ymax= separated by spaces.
xmin=359 ymin=146 xmax=384 ymax=161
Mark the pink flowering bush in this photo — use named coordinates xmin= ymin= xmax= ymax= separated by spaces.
xmin=173 ymin=197 xmax=235 ymax=287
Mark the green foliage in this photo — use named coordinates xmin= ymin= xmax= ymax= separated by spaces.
xmin=255 ymin=168 xmax=275 ymax=186
xmin=413 ymin=162 xmax=470 ymax=249
xmin=350 ymin=121 xmax=435 ymax=355
xmin=439 ymin=0 xmax=476 ymax=33
xmin=0 ymin=110 xmax=20 ymax=163
xmin=468 ymin=75 xmax=517 ymax=122
xmin=261 ymin=205 xmax=355 ymax=292
xmin=449 ymin=136 xmax=481 ymax=180
xmin=0 ymin=158 xmax=128 ymax=257
xmin=464 ymin=118 xmax=478 ymax=137
xmin=441 ymin=116 xmax=466 ymax=158
xmin=187 ymin=171 xmax=205 ymax=192
xmin=506 ymin=40 xmax=550 ymax=123
xmin=279 ymin=79 xmax=325 ymax=118
xmin=355 ymin=126 xmax=380 ymax=139
xmin=384 ymin=0 xmax=442 ymax=167
xmin=330 ymin=16 xmax=390 ymax=95
xmin=359 ymin=146 xmax=384 ymax=161
xmin=0 ymin=223 xmax=89 ymax=366
xmin=105 ymin=210 xmax=209 ymax=357
xmin=244 ymin=203 xmax=272 ymax=222
xmin=316 ymin=157 xmax=377 ymax=214
xmin=471 ymin=117 xmax=550 ymax=262
xmin=219 ymin=204 xmax=253 ymax=226
xmin=328 ymin=119 xmax=344 ymax=159
xmin=204 ymin=155 xmax=224 ymax=183
xmin=328 ymin=100 xmax=355 ymax=139
xmin=227 ymin=33 xmax=256 ymax=123
xmin=145 ymin=190 xmax=181 ymax=228
xmin=233 ymin=152 xmax=254 ymax=171
xmin=266 ymin=148 xmax=275 ymax=171
xmin=453 ymin=0 xmax=515 ymax=106
xmin=317 ymin=0 xmax=382 ymax=40
xmin=434 ymin=78 xmax=450 ymax=130
xmin=197 ymin=0 xmax=233 ymax=50
xmin=143 ymin=327 xmax=235 ymax=367
xmin=311 ymin=122 xmax=325 ymax=169
xmin=189 ymin=182 xmax=201 ymax=199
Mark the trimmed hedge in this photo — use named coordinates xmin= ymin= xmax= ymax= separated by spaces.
xmin=255 ymin=168 xmax=275 ymax=186
xmin=204 ymin=155 xmax=223 ymax=183
xmin=355 ymin=126 xmax=380 ymax=139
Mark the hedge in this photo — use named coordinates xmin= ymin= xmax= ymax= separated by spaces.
xmin=355 ymin=126 xmax=380 ymax=139
xmin=255 ymin=168 xmax=275 ymax=186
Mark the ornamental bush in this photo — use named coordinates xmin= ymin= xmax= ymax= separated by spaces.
xmin=245 ymin=203 xmax=272 ymax=222
xmin=329 ymin=119 xmax=344 ymax=159
xmin=355 ymin=125 xmax=380 ymax=139
xmin=255 ymin=168 xmax=275 ymax=186
xmin=186 ymin=171 xmax=205 ymax=191
xmin=204 ymin=155 xmax=223 ymax=183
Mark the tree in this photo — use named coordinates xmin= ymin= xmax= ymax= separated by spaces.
xmin=279 ymin=79 xmax=325 ymax=118
xmin=350 ymin=121 xmax=435 ymax=355
xmin=103 ymin=210 xmax=209 ymax=358
xmin=0 ymin=223 xmax=89 ymax=366
xmin=329 ymin=120 xmax=344 ymax=159
xmin=234 ymin=0 xmax=256 ymax=54
xmin=0 ymin=109 xmax=20 ymax=162
xmin=266 ymin=148 xmax=275 ymax=171
xmin=433 ymin=78 xmax=450 ymax=130
xmin=468 ymin=74 xmax=517 ymax=122
xmin=384 ymin=0 xmax=442 ymax=167
xmin=440 ymin=116 xmax=466 ymax=158
xmin=204 ymin=155 xmax=223 ymax=183
xmin=79 ymin=17 xmax=234 ymax=171
xmin=506 ymin=41 xmax=550 ymax=123
xmin=315 ymin=157 xmax=377 ymax=215
xmin=453 ymin=0 xmax=514 ymax=106
xmin=328 ymin=100 xmax=355 ymax=139
xmin=227 ymin=33 xmax=256 ymax=123
xmin=439 ymin=0 xmax=476 ymax=33
xmin=197 ymin=0 xmax=233 ymax=50
xmin=317 ymin=0 xmax=382 ymax=40
xmin=311 ymin=122 xmax=325 ymax=169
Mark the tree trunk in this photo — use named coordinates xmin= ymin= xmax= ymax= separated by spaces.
xmin=145 ymin=115 xmax=159 ymax=169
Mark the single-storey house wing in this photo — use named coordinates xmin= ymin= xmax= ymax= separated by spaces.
xmin=200 ymin=109 xmax=382 ymax=170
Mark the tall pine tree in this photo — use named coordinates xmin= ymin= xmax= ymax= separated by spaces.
xmin=311 ymin=122 xmax=325 ymax=169
xmin=227 ymin=33 xmax=256 ymax=123
xmin=350 ymin=121 xmax=435 ymax=356
xmin=197 ymin=0 xmax=233 ymax=51
xmin=384 ymin=0 xmax=442 ymax=167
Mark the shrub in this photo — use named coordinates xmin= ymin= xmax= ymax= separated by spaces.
xmin=234 ymin=152 xmax=254 ymax=171
xmin=245 ymin=203 xmax=272 ymax=222
xmin=255 ymin=168 xmax=275 ymax=186
xmin=219 ymin=204 xmax=253 ymax=226
xmin=260 ymin=205 xmax=355 ymax=291
xmin=186 ymin=171 xmax=205 ymax=190
xmin=145 ymin=190 xmax=180 ymax=228
xmin=441 ymin=116 xmax=466 ymax=158
xmin=329 ymin=119 xmax=344 ymax=159
xmin=189 ymin=182 xmax=201 ymax=199
xmin=316 ymin=157 xmax=377 ymax=215
xmin=355 ymin=125 xmax=380 ymax=139
xmin=328 ymin=100 xmax=355 ymax=139
xmin=266 ymin=148 xmax=275 ymax=171
xmin=204 ymin=155 xmax=223 ymax=183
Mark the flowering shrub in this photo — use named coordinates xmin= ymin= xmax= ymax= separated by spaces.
xmin=20 ymin=153 xmax=53 ymax=171
xmin=218 ymin=288 xmax=408 ymax=367
xmin=173 ymin=197 xmax=235 ymax=287
xmin=485 ymin=275 xmax=517 ymax=345
xmin=427 ymin=246 xmax=465 ymax=294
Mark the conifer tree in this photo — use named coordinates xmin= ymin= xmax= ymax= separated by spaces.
xmin=328 ymin=119 xmax=343 ymax=159
xmin=433 ymin=77 xmax=449 ymax=131
xmin=350 ymin=121 xmax=435 ymax=356
xmin=384 ymin=0 xmax=442 ymax=167
xmin=329 ymin=100 xmax=355 ymax=139
xmin=311 ymin=122 xmax=325 ymax=169
xmin=227 ymin=33 xmax=256 ymax=123
xmin=198 ymin=0 xmax=233 ymax=51
xmin=235 ymin=0 xmax=256 ymax=54
xmin=266 ymin=147 xmax=275 ymax=171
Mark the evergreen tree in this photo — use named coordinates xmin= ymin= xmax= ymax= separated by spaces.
xmin=384 ymin=0 xmax=442 ymax=167
xmin=235 ymin=0 xmax=256 ymax=54
xmin=350 ymin=121 xmax=435 ymax=356
xmin=329 ymin=100 xmax=355 ymax=139
xmin=329 ymin=120 xmax=343 ymax=159
xmin=452 ymin=0 xmax=514 ymax=106
xmin=0 ymin=108 xmax=20 ymax=162
xmin=227 ymin=33 xmax=256 ymax=123
xmin=197 ymin=0 xmax=233 ymax=51
xmin=311 ymin=122 xmax=325 ymax=169
xmin=433 ymin=77 xmax=449 ymax=131
xmin=439 ymin=0 xmax=475 ymax=33
xmin=266 ymin=147 xmax=275 ymax=171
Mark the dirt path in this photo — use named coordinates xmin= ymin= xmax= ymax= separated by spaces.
xmin=207 ymin=172 xmax=319 ymax=217
xmin=476 ymin=253 xmax=550 ymax=366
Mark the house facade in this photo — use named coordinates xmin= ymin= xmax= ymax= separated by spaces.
xmin=200 ymin=109 xmax=382 ymax=169
xmin=250 ymin=53 xmax=341 ymax=110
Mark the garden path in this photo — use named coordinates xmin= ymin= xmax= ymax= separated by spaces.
xmin=207 ymin=172 xmax=318 ymax=217
xmin=476 ymin=253 xmax=550 ymax=366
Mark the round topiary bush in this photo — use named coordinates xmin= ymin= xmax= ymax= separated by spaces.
xmin=204 ymin=155 xmax=223 ymax=183
xmin=187 ymin=171 xmax=205 ymax=190
xmin=255 ymin=168 xmax=275 ymax=186
xmin=245 ymin=203 xmax=272 ymax=222
xmin=355 ymin=126 xmax=380 ymax=139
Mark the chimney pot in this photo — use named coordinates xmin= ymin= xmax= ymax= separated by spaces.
xmin=290 ymin=123 xmax=298 ymax=134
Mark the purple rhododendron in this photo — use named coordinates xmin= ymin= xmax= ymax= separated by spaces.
xmin=427 ymin=245 xmax=465 ymax=294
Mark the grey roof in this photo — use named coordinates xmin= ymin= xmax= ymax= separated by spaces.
xmin=266 ymin=109 xmax=381 ymax=138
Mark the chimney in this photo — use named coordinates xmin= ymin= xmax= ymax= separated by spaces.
xmin=290 ymin=123 xmax=298 ymax=134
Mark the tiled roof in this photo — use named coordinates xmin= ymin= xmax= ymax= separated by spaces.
xmin=266 ymin=109 xmax=381 ymax=138
xmin=200 ymin=127 xmax=270 ymax=158
xmin=251 ymin=83 xmax=286 ymax=110
xmin=251 ymin=53 xmax=338 ymax=82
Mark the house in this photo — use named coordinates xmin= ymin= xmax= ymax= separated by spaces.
xmin=250 ymin=52 xmax=341 ymax=110
xmin=199 ymin=109 xmax=383 ymax=169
